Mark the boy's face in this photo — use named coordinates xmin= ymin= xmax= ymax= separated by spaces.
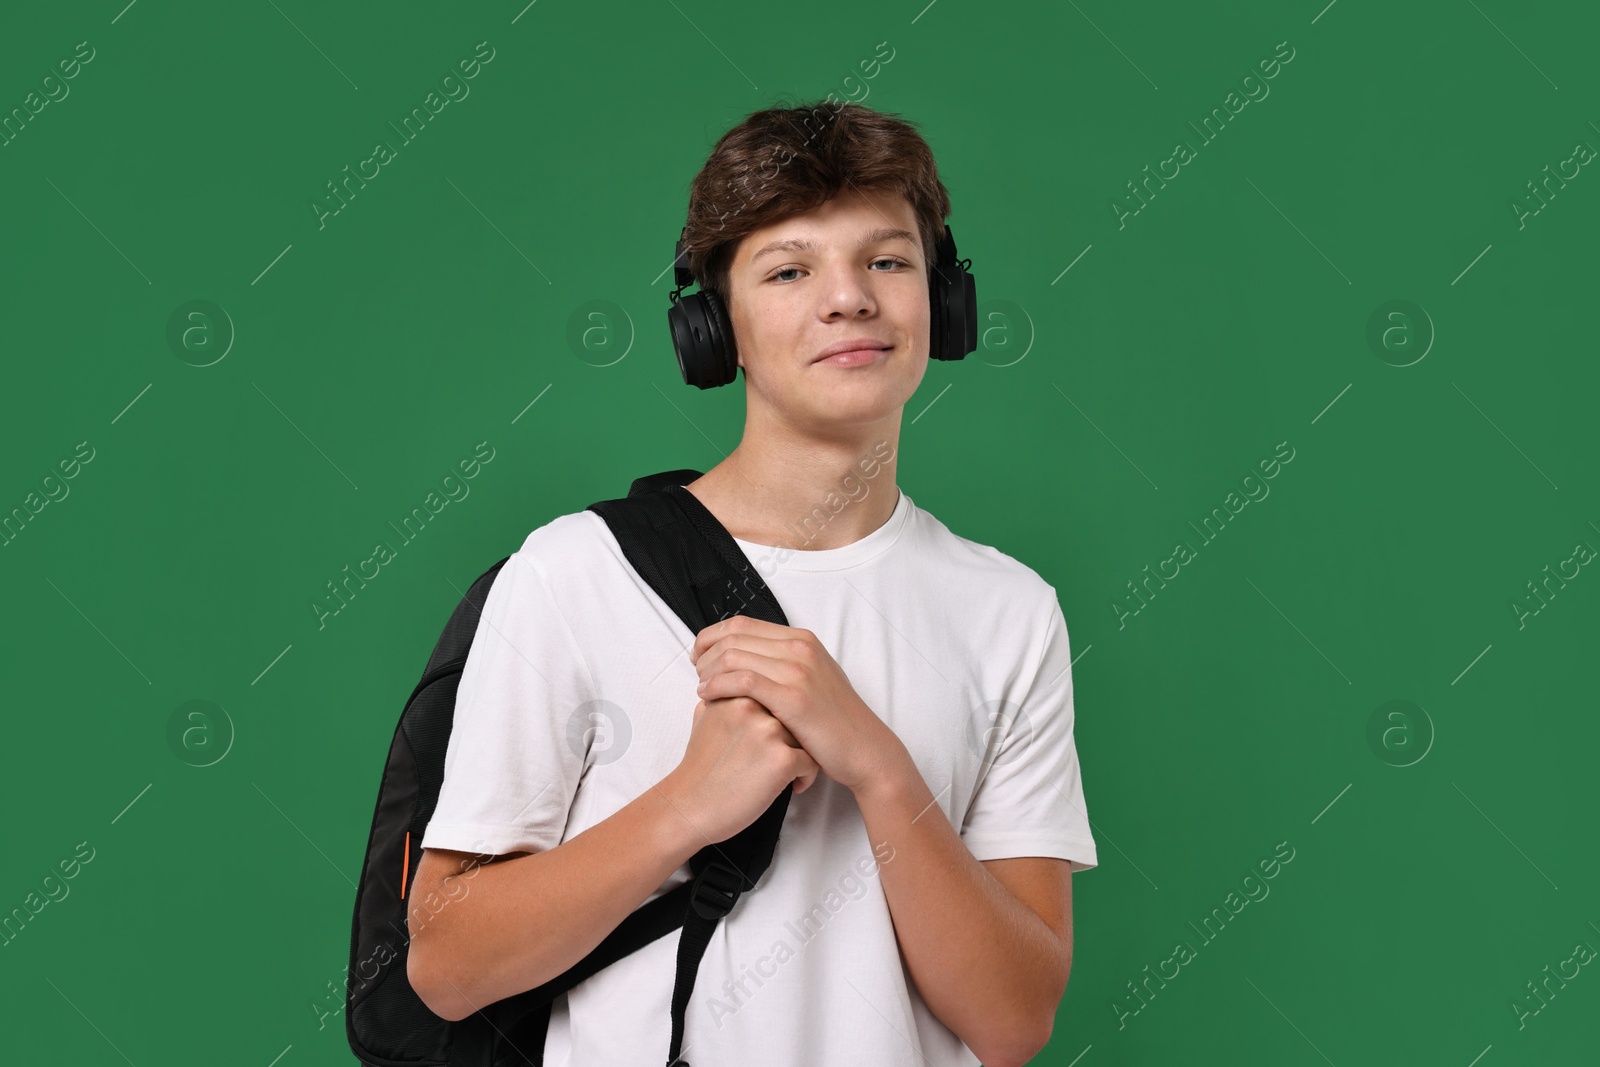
xmin=724 ymin=188 xmax=930 ymax=432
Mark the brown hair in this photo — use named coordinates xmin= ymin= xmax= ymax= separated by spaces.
xmin=680 ymin=99 xmax=953 ymax=306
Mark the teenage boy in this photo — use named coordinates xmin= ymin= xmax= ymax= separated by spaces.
xmin=407 ymin=100 xmax=1097 ymax=1067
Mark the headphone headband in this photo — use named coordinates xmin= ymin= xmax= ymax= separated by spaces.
xmin=672 ymin=234 xmax=694 ymax=293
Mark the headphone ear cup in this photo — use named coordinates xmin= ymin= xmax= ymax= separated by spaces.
xmin=666 ymin=294 xmax=703 ymax=386
xmin=930 ymin=263 xmax=977 ymax=362
xmin=953 ymin=268 xmax=976 ymax=359
xmin=667 ymin=290 xmax=739 ymax=389
xmin=927 ymin=228 xmax=977 ymax=362
xmin=701 ymin=288 xmax=738 ymax=387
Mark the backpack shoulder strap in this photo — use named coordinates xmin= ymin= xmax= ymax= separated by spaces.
xmin=588 ymin=474 xmax=793 ymax=1067
xmin=488 ymin=472 xmax=795 ymax=1067
xmin=589 ymin=478 xmax=787 ymax=637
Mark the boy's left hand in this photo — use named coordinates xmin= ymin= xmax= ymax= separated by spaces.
xmin=690 ymin=615 xmax=903 ymax=795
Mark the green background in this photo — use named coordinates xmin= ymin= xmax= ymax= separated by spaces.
xmin=2 ymin=0 xmax=1596 ymax=1063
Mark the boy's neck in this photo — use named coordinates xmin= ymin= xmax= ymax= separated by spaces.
xmin=683 ymin=429 xmax=901 ymax=552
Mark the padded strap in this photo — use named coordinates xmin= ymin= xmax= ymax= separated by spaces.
xmin=481 ymin=472 xmax=794 ymax=1067
xmin=590 ymin=479 xmax=793 ymax=1067
xmin=484 ymin=881 xmax=696 ymax=1063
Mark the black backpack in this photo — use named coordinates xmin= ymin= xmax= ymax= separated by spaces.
xmin=345 ymin=469 xmax=794 ymax=1067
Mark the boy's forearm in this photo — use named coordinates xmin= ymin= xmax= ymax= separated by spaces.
xmin=410 ymin=774 xmax=708 ymax=1021
xmin=852 ymin=746 xmax=1068 ymax=1067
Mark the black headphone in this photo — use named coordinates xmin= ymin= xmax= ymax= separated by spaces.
xmin=666 ymin=224 xmax=978 ymax=389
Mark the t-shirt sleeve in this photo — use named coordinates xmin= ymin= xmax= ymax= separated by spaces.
xmin=959 ymin=592 xmax=1098 ymax=872
xmin=419 ymin=547 xmax=595 ymax=857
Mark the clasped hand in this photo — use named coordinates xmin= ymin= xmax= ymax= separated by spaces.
xmin=690 ymin=615 xmax=897 ymax=796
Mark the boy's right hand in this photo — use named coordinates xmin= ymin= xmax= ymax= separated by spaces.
xmin=661 ymin=696 xmax=820 ymax=846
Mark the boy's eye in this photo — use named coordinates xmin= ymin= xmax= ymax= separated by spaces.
xmin=770 ymin=258 xmax=906 ymax=283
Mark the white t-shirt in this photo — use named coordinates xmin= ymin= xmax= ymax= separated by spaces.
xmin=420 ymin=484 xmax=1097 ymax=1066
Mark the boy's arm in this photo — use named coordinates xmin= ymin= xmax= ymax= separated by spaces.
xmin=406 ymin=771 xmax=706 ymax=1022
xmin=852 ymin=752 xmax=1071 ymax=1067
